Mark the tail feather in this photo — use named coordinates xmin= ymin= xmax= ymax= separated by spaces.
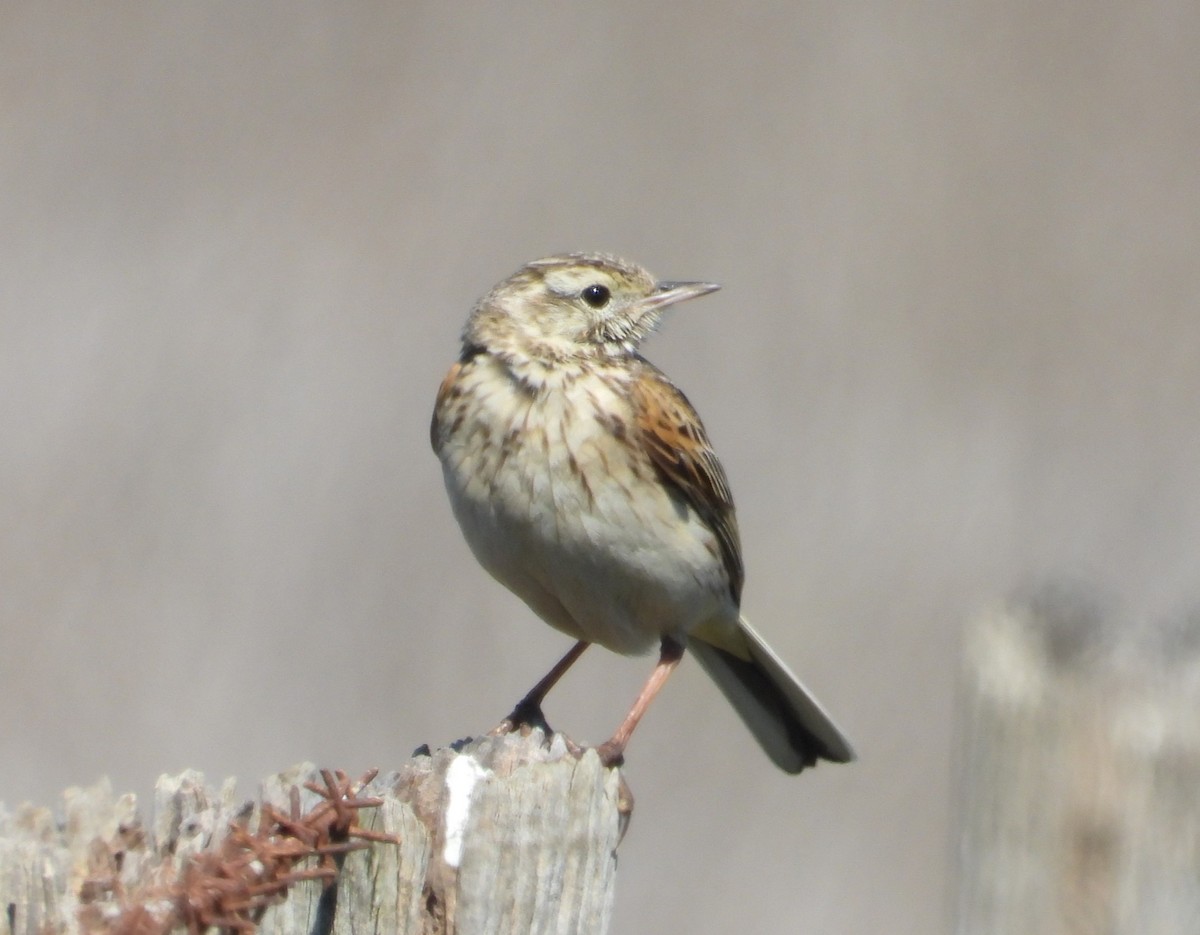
xmin=690 ymin=618 xmax=855 ymax=773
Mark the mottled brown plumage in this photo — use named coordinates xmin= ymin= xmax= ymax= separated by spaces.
xmin=628 ymin=364 xmax=744 ymax=604
xmin=432 ymin=253 xmax=855 ymax=772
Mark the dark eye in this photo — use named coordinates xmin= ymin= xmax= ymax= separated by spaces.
xmin=581 ymin=283 xmax=611 ymax=308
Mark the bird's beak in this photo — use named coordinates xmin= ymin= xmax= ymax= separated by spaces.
xmin=644 ymin=280 xmax=721 ymax=310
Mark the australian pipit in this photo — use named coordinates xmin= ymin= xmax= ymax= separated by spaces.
xmin=431 ymin=253 xmax=854 ymax=772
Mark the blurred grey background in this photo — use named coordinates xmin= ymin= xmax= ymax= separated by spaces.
xmin=2 ymin=3 xmax=1198 ymax=932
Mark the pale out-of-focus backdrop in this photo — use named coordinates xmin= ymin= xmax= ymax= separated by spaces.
xmin=2 ymin=4 xmax=1197 ymax=933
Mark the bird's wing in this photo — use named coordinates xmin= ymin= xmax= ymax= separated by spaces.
xmin=431 ymin=345 xmax=486 ymax=453
xmin=628 ymin=362 xmax=744 ymax=604
xmin=429 ymin=359 xmax=464 ymax=453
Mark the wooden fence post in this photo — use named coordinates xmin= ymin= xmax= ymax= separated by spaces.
xmin=955 ymin=593 xmax=1200 ymax=934
xmin=0 ymin=731 xmax=624 ymax=934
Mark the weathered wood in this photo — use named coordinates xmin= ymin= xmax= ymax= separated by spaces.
xmin=0 ymin=731 xmax=624 ymax=935
xmin=955 ymin=595 xmax=1200 ymax=934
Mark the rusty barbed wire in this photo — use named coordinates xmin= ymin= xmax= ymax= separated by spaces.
xmin=79 ymin=768 xmax=397 ymax=934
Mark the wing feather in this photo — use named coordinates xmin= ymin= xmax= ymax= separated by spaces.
xmin=430 ymin=359 xmax=464 ymax=452
xmin=432 ymin=345 xmax=486 ymax=453
xmin=628 ymin=362 xmax=744 ymax=604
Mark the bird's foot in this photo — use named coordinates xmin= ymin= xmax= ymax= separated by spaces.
xmin=593 ymin=738 xmax=626 ymax=769
xmin=490 ymin=697 xmax=552 ymax=737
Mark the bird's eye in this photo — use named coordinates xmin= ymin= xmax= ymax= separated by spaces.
xmin=581 ymin=284 xmax=611 ymax=308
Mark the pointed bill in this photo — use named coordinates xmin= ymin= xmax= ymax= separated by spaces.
xmin=642 ymin=280 xmax=721 ymax=311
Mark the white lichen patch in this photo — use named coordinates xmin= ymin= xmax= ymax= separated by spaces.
xmin=442 ymin=754 xmax=491 ymax=868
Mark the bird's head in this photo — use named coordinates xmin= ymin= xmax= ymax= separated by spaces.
xmin=464 ymin=253 xmax=719 ymax=363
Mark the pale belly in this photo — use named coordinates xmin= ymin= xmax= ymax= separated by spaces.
xmin=437 ymin=364 xmax=735 ymax=655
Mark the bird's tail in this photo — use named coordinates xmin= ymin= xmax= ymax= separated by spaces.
xmin=690 ymin=617 xmax=855 ymax=773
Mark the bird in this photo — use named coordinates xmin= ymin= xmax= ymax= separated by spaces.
xmin=430 ymin=253 xmax=855 ymax=773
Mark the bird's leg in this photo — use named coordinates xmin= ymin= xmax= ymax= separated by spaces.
xmin=595 ymin=638 xmax=685 ymax=768
xmin=494 ymin=639 xmax=591 ymax=735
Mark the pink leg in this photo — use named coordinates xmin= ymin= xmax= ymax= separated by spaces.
xmin=596 ymin=639 xmax=684 ymax=767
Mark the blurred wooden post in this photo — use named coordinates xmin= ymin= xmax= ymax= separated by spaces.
xmin=0 ymin=731 xmax=624 ymax=935
xmin=955 ymin=594 xmax=1200 ymax=934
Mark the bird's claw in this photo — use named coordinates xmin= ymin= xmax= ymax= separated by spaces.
xmin=490 ymin=698 xmax=552 ymax=737
xmin=594 ymin=739 xmax=626 ymax=769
